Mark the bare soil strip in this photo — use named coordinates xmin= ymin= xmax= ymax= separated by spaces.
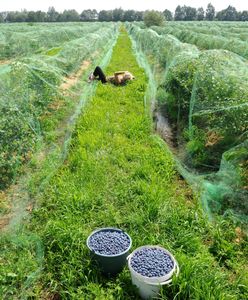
xmin=0 ymin=59 xmax=11 ymax=65
xmin=60 ymin=60 xmax=91 ymax=91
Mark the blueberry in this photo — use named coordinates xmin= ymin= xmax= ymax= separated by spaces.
xmin=130 ymin=247 xmax=174 ymax=277
xmin=88 ymin=229 xmax=131 ymax=255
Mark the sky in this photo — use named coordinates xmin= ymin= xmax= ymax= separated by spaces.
xmin=0 ymin=0 xmax=247 ymax=13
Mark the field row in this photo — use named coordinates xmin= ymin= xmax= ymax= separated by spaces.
xmin=151 ymin=24 xmax=248 ymax=59
xmin=161 ymin=21 xmax=248 ymax=40
xmin=0 ymin=23 xmax=119 ymax=189
xmin=0 ymin=22 xmax=114 ymax=59
xmin=1 ymin=21 xmax=247 ymax=218
xmin=2 ymin=29 xmax=246 ymax=300
xmin=164 ymin=21 xmax=248 ymax=32
xmin=129 ymin=23 xmax=248 ymax=219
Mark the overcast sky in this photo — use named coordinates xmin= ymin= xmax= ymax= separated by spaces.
xmin=1 ymin=0 xmax=247 ymax=13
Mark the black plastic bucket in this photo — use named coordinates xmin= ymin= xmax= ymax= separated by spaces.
xmin=86 ymin=227 xmax=132 ymax=276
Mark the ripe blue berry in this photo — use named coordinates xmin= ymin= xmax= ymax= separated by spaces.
xmin=88 ymin=229 xmax=131 ymax=255
xmin=130 ymin=247 xmax=174 ymax=277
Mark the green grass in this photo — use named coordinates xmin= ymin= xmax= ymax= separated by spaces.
xmin=1 ymin=29 xmax=247 ymax=299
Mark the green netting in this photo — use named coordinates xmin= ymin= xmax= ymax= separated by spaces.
xmin=158 ymin=21 xmax=248 ymax=38
xmin=188 ymin=50 xmax=248 ymax=166
xmin=1 ymin=23 xmax=119 ymax=298
xmin=151 ymin=23 xmax=248 ymax=59
xmin=201 ymin=140 xmax=248 ymax=219
xmin=127 ymin=23 xmax=248 ymax=223
xmin=0 ymin=233 xmax=44 ymax=299
xmin=0 ymin=23 xmax=119 ymax=189
xmin=0 ymin=22 xmax=113 ymax=59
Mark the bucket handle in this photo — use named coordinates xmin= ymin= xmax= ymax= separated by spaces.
xmin=143 ymin=261 xmax=180 ymax=286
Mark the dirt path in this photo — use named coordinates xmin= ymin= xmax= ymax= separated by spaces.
xmin=0 ymin=59 xmax=11 ymax=65
xmin=152 ymin=102 xmax=178 ymax=152
xmin=60 ymin=60 xmax=91 ymax=91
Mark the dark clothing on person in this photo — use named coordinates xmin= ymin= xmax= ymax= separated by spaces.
xmin=90 ymin=66 xmax=135 ymax=85
xmin=93 ymin=66 xmax=107 ymax=83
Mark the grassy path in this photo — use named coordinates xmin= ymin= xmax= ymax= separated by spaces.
xmin=1 ymin=29 xmax=247 ymax=299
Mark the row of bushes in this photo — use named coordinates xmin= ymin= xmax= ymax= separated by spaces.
xmin=152 ymin=25 xmax=248 ymax=60
xmin=128 ymin=24 xmax=248 ymax=218
xmin=0 ymin=22 xmax=110 ymax=59
xmin=0 ymin=24 xmax=119 ymax=189
xmin=156 ymin=21 xmax=248 ymax=41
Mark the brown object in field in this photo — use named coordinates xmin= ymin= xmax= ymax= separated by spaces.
xmin=0 ymin=217 xmax=10 ymax=229
xmin=107 ymin=71 xmax=135 ymax=85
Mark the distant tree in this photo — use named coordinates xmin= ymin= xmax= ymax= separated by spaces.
xmin=70 ymin=9 xmax=80 ymax=21
xmin=59 ymin=9 xmax=80 ymax=22
xmin=163 ymin=9 xmax=173 ymax=21
xmin=18 ymin=10 xmax=28 ymax=22
xmin=205 ymin=3 xmax=215 ymax=20
xmin=143 ymin=10 xmax=165 ymax=27
xmin=0 ymin=12 xmax=8 ymax=22
xmin=174 ymin=6 xmax=196 ymax=21
xmin=215 ymin=10 xmax=224 ymax=21
xmin=134 ymin=11 xmax=143 ymax=21
xmin=123 ymin=10 xmax=137 ymax=22
xmin=226 ymin=5 xmax=238 ymax=20
xmin=184 ymin=6 xmax=197 ymax=20
xmin=216 ymin=6 xmax=238 ymax=21
xmin=6 ymin=12 xmax=15 ymax=22
xmin=91 ymin=9 xmax=98 ymax=21
xmin=197 ymin=7 xmax=205 ymax=20
xmin=236 ymin=11 xmax=241 ymax=21
xmin=174 ymin=6 xmax=185 ymax=21
xmin=113 ymin=8 xmax=124 ymax=21
xmin=47 ymin=6 xmax=59 ymax=22
xmin=56 ymin=12 xmax=62 ymax=22
xmin=27 ymin=11 xmax=37 ymax=22
xmin=98 ymin=10 xmax=113 ymax=21
xmin=6 ymin=10 xmax=27 ymax=22
xmin=80 ymin=9 xmax=98 ymax=22
xmin=1 ymin=5 xmax=243 ymax=23
xmin=239 ymin=10 xmax=248 ymax=21
xmin=35 ymin=10 xmax=46 ymax=22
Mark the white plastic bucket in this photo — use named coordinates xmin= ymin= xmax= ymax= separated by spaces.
xmin=127 ymin=245 xmax=179 ymax=299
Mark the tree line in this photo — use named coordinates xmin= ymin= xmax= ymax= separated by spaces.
xmin=0 ymin=4 xmax=247 ymax=23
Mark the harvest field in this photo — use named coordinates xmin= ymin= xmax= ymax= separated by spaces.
xmin=0 ymin=22 xmax=248 ymax=299
xmin=128 ymin=22 xmax=248 ymax=220
xmin=149 ymin=21 xmax=248 ymax=59
xmin=0 ymin=22 xmax=119 ymax=189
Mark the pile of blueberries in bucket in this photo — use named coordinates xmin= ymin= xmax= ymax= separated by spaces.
xmin=130 ymin=247 xmax=174 ymax=277
xmin=88 ymin=229 xmax=130 ymax=255
xmin=87 ymin=228 xmax=178 ymax=299
xmin=87 ymin=228 xmax=176 ymax=278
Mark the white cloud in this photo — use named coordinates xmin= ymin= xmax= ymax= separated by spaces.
xmin=1 ymin=0 xmax=247 ymax=13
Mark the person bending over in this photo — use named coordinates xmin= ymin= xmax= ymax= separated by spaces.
xmin=88 ymin=66 xmax=135 ymax=85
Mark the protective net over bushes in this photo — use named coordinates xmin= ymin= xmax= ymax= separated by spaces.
xmin=0 ymin=22 xmax=108 ymax=59
xmin=0 ymin=23 xmax=119 ymax=189
xmin=0 ymin=23 xmax=119 ymax=298
xmin=151 ymin=22 xmax=248 ymax=59
xmin=128 ymin=23 xmax=248 ymax=222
